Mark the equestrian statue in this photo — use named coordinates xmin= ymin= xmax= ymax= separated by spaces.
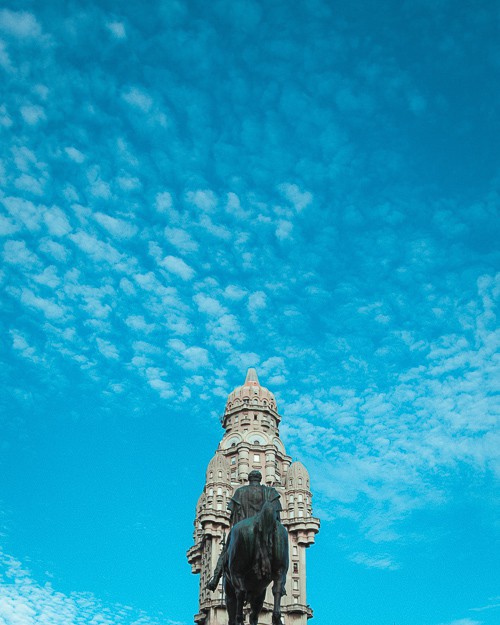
xmin=207 ymin=470 xmax=289 ymax=625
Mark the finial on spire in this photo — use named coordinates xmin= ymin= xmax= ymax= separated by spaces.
xmin=245 ymin=368 xmax=260 ymax=386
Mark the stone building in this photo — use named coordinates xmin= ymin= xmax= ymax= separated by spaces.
xmin=187 ymin=369 xmax=320 ymax=625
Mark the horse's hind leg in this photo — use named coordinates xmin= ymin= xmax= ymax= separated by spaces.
xmin=249 ymin=590 xmax=266 ymax=625
xmin=225 ymin=579 xmax=237 ymax=625
xmin=271 ymin=571 xmax=286 ymax=625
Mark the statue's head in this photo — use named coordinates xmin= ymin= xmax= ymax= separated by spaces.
xmin=248 ymin=470 xmax=262 ymax=484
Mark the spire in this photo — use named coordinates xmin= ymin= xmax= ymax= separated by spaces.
xmin=245 ymin=367 xmax=260 ymax=386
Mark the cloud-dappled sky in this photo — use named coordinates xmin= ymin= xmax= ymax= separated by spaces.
xmin=0 ymin=1 xmax=499 ymax=624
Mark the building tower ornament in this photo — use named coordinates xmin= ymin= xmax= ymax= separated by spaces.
xmin=187 ymin=368 xmax=320 ymax=625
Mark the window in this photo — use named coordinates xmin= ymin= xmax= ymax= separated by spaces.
xmin=209 ymin=488 xmax=213 ymax=496
xmin=298 ymin=477 xmax=303 ymax=485
xmin=293 ymin=580 xmax=299 ymax=591
xmin=289 ymin=495 xmax=294 ymax=503
xmin=253 ymin=454 xmax=260 ymax=462
xmin=254 ymin=439 xmax=261 ymax=445
xmin=231 ymin=457 xmax=236 ymax=465
xmin=298 ymin=510 xmax=304 ymax=518
xmin=218 ymin=470 xmax=222 ymax=478
xmin=298 ymin=494 xmax=303 ymax=502
xmin=293 ymin=563 xmax=298 ymax=573
xmin=293 ymin=546 xmax=298 ymax=556
xmin=217 ymin=503 xmax=222 ymax=510
xmin=217 ymin=487 xmax=222 ymax=496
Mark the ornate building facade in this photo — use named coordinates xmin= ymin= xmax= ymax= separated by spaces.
xmin=187 ymin=369 xmax=320 ymax=625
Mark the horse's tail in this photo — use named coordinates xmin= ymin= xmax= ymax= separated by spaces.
xmin=253 ymin=501 xmax=276 ymax=580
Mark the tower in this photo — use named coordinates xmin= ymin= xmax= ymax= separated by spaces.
xmin=187 ymin=369 xmax=320 ymax=625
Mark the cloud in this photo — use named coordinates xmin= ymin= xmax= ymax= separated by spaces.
xmin=0 ymin=10 xmax=42 ymax=38
xmin=96 ymin=338 xmax=119 ymax=360
xmin=43 ymin=206 xmax=71 ymax=236
xmin=126 ymin=315 xmax=155 ymax=333
xmin=349 ymin=552 xmax=400 ymax=570
xmin=19 ymin=288 xmax=66 ymax=320
xmin=169 ymin=340 xmax=210 ymax=369
xmin=437 ymin=620 xmax=482 ymax=625
xmin=0 ymin=549 xmax=164 ymax=625
xmin=69 ymin=231 xmax=123 ymax=265
xmin=20 ymin=104 xmax=46 ymax=125
xmin=107 ymin=21 xmax=126 ymax=39
xmin=164 ymin=227 xmax=198 ymax=253
xmin=64 ymin=147 xmax=86 ymax=163
xmin=93 ymin=213 xmax=138 ymax=239
xmin=248 ymin=290 xmax=266 ymax=320
xmin=122 ymin=87 xmax=153 ymax=113
xmin=275 ymin=219 xmax=293 ymax=240
xmin=185 ymin=190 xmax=217 ymax=212
xmin=193 ymin=293 xmax=225 ymax=316
xmin=3 ymin=240 xmax=40 ymax=268
xmin=160 ymin=255 xmax=195 ymax=280
xmin=277 ymin=183 xmax=313 ymax=212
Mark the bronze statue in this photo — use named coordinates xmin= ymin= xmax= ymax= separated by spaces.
xmin=207 ymin=470 xmax=288 ymax=625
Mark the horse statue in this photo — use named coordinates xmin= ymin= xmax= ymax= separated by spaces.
xmin=224 ymin=501 xmax=289 ymax=625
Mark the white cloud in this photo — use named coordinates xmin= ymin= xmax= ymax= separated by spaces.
xmin=69 ymin=231 xmax=122 ymax=265
xmin=169 ymin=340 xmax=210 ymax=369
xmin=349 ymin=552 xmax=400 ymax=570
xmin=277 ymin=182 xmax=313 ymax=212
xmin=199 ymin=215 xmax=231 ymax=240
xmin=155 ymin=191 xmax=173 ymax=213
xmin=20 ymin=104 xmax=46 ymax=125
xmin=186 ymin=189 xmax=217 ymax=212
xmin=193 ymin=293 xmax=225 ymax=316
xmin=107 ymin=21 xmax=126 ymax=39
xmin=10 ymin=330 xmax=39 ymax=362
xmin=0 ymin=215 xmax=19 ymax=236
xmin=122 ymin=87 xmax=153 ymax=113
xmin=160 ymin=255 xmax=195 ymax=280
xmin=126 ymin=315 xmax=155 ymax=333
xmin=248 ymin=291 xmax=266 ymax=319
xmin=2 ymin=196 xmax=43 ymax=231
xmin=145 ymin=368 xmax=174 ymax=399
xmin=43 ymin=206 xmax=71 ymax=236
xmin=275 ymin=219 xmax=293 ymax=240
xmin=96 ymin=338 xmax=119 ymax=360
xmin=94 ymin=212 xmax=138 ymax=239
xmin=20 ymin=288 xmax=66 ymax=320
xmin=3 ymin=240 xmax=40 ymax=268
xmin=223 ymin=285 xmax=247 ymax=300
xmin=437 ymin=620 xmax=481 ymax=625
xmin=64 ymin=147 xmax=86 ymax=163
xmin=164 ymin=227 xmax=198 ymax=253
xmin=0 ymin=10 xmax=42 ymax=38
xmin=39 ymin=238 xmax=69 ymax=262
xmin=0 ymin=549 xmax=164 ymax=625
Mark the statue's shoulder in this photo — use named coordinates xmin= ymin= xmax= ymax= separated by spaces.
xmin=264 ymin=485 xmax=281 ymax=501
xmin=231 ymin=485 xmax=249 ymax=503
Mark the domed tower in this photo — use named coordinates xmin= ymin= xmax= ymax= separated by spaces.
xmin=187 ymin=369 xmax=320 ymax=625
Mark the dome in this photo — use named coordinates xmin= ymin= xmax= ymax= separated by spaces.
xmin=285 ymin=461 xmax=310 ymax=490
xmin=225 ymin=368 xmax=278 ymax=413
xmin=206 ymin=452 xmax=231 ymax=483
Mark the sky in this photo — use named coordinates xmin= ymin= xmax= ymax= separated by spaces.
xmin=0 ymin=1 xmax=499 ymax=625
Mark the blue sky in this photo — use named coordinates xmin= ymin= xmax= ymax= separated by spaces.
xmin=0 ymin=1 xmax=499 ymax=624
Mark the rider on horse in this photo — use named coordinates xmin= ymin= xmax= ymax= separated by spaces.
xmin=207 ymin=470 xmax=282 ymax=591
